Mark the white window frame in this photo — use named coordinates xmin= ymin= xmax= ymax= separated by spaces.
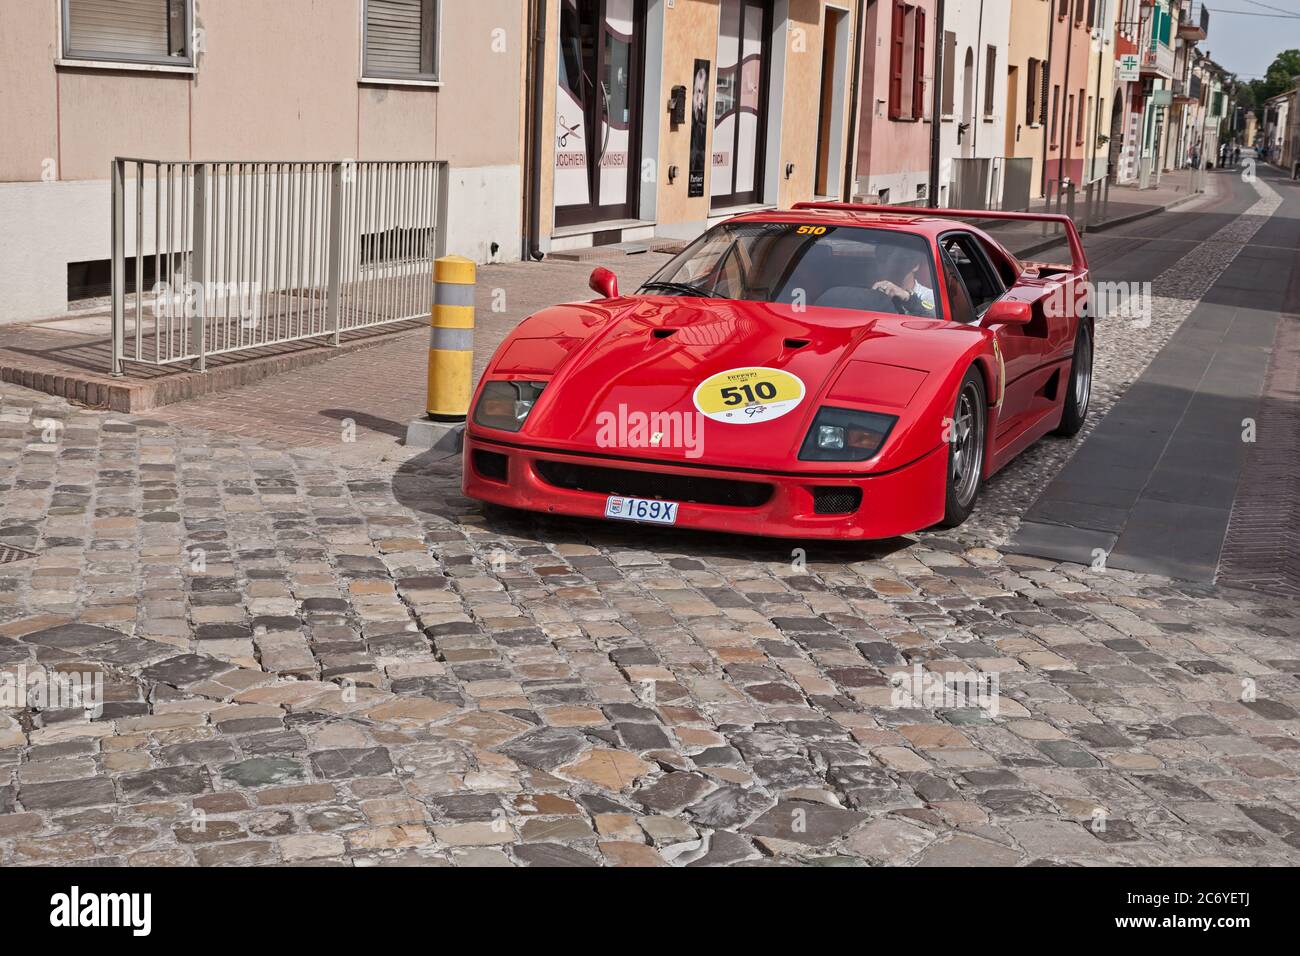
xmin=359 ymin=0 xmax=442 ymax=87
xmin=59 ymin=0 xmax=194 ymax=69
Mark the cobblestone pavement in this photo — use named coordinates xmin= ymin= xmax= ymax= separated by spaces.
xmin=1 ymin=376 xmax=1297 ymax=867
xmin=2 ymin=176 xmax=1298 ymax=867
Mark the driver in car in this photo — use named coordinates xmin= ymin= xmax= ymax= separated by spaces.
xmin=871 ymin=246 xmax=936 ymax=316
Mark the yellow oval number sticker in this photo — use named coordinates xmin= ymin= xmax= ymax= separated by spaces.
xmin=693 ymin=367 xmax=806 ymax=425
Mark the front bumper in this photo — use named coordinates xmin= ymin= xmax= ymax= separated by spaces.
xmin=461 ymin=435 xmax=949 ymax=540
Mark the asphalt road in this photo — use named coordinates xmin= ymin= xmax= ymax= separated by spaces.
xmin=1009 ymin=160 xmax=1300 ymax=590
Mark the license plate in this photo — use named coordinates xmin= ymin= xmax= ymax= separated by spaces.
xmin=604 ymin=496 xmax=679 ymax=525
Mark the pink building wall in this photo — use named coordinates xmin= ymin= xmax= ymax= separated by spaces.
xmin=854 ymin=0 xmax=938 ymax=204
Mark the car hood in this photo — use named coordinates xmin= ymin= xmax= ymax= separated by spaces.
xmin=488 ymin=296 xmax=946 ymax=471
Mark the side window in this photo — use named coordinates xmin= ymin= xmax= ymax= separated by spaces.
xmin=939 ymin=248 xmax=978 ymax=325
xmin=939 ymin=233 xmax=1004 ymax=314
xmin=978 ymin=237 xmax=1021 ymax=288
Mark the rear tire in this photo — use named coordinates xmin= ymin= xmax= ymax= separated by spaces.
xmin=939 ymin=368 xmax=987 ymax=529
xmin=1054 ymin=321 xmax=1093 ymax=437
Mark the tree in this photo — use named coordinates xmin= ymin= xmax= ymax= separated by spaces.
xmin=1251 ymin=49 xmax=1300 ymax=104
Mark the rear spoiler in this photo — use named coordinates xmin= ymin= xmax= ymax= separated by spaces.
xmin=791 ymin=202 xmax=1087 ymax=275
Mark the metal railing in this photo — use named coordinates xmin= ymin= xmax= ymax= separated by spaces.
xmin=1040 ymin=174 xmax=1110 ymax=238
xmin=1080 ymin=174 xmax=1111 ymax=232
xmin=111 ymin=158 xmax=449 ymax=374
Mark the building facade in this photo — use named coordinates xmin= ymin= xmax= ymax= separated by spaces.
xmin=0 ymin=0 xmax=527 ymax=325
xmin=1042 ymin=0 xmax=1092 ymax=193
xmin=850 ymin=0 xmax=937 ymax=206
xmin=934 ymin=0 xmax=1011 ymax=207
xmin=1006 ymin=0 xmax=1052 ymax=200
xmin=1082 ymin=0 xmax=1118 ymax=183
xmin=532 ymin=0 xmax=865 ymax=254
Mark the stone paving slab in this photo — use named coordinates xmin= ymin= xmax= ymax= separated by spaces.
xmin=0 ymin=376 xmax=1297 ymax=867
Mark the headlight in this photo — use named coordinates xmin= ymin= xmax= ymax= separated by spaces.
xmin=473 ymin=380 xmax=547 ymax=432
xmin=799 ymin=407 xmax=897 ymax=461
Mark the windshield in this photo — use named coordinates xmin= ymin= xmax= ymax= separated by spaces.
xmin=640 ymin=222 xmax=942 ymax=319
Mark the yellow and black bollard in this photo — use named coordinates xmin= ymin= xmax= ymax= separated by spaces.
xmin=426 ymin=255 xmax=476 ymax=421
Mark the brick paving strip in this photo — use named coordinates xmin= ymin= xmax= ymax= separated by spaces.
xmin=1217 ymin=204 xmax=1300 ymax=597
xmin=0 ymin=371 xmax=1298 ymax=866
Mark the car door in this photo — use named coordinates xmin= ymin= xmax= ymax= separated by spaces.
xmin=939 ymin=232 xmax=1040 ymax=440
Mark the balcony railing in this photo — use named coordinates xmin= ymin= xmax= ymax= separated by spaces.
xmin=1178 ymin=2 xmax=1209 ymax=41
xmin=1141 ymin=43 xmax=1175 ymax=78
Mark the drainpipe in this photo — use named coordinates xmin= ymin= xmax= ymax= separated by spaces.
xmin=1057 ymin=4 xmax=1075 ymax=193
xmin=842 ymin=0 xmax=870 ymax=202
xmin=928 ymin=0 xmax=946 ymax=206
xmin=1042 ymin=0 xmax=1056 ymax=197
xmin=972 ymin=0 xmax=985 ymax=155
xmin=1089 ymin=0 xmax=1106 ymax=181
xmin=525 ymin=0 xmax=549 ymax=261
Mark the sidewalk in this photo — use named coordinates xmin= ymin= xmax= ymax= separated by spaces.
xmin=0 ymin=170 xmax=1207 ymax=423
xmin=979 ymin=168 xmax=1209 ymax=260
xmin=150 ymin=251 xmax=668 ymax=449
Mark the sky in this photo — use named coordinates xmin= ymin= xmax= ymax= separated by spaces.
xmin=1201 ymin=2 xmax=1300 ymax=81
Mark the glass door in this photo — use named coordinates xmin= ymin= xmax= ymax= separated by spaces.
xmin=555 ymin=0 xmax=644 ymax=228
xmin=712 ymin=0 xmax=770 ymax=209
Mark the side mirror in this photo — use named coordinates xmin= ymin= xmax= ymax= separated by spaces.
xmin=589 ymin=267 xmax=619 ymax=299
xmin=985 ymin=299 xmax=1032 ymax=325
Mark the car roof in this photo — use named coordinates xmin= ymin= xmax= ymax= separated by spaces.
xmin=725 ymin=205 xmax=980 ymax=238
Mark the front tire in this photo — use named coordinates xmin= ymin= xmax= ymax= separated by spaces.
xmin=939 ymin=368 xmax=987 ymax=529
xmin=1054 ymin=321 xmax=1093 ymax=437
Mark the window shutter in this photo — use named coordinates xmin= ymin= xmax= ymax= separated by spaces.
xmin=1040 ymin=62 xmax=1049 ymax=126
xmin=888 ymin=1 xmax=905 ymax=120
xmin=942 ymin=32 xmax=957 ymax=116
xmin=984 ymin=45 xmax=996 ymax=116
xmin=365 ymin=0 xmax=426 ymax=77
xmin=1087 ymin=0 xmax=1097 ymax=28
xmin=1025 ymin=60 xmax=1035 ymax=127
xmin=65 ymin=0 xmax=175 ymax=60
xmin=912 ymin=7 xmax=926 ymax=121
xmin=1058 ymin=0 xmax=1068 ymax=19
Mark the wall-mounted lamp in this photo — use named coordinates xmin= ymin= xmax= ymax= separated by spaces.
xmin=785 ymin=163 xmax=795 ymax=180
xmin=668 ymin=165 xmax=679 ymax=185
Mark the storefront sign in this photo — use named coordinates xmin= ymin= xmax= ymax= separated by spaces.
xmin=1117 ymin=54 xmax=1139 ymax=83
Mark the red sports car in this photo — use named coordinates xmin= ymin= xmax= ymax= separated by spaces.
xmin=463 ymin=204 xmax=1092 ymax=540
